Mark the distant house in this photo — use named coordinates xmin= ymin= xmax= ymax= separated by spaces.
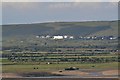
xmin=36 ymin=35 xmax=40 ymax=38
xmin=64 ymin=35 xmax=68 ymax=39
xmin=46 ymin=35 xmax=50 ymax=38
xmin=69 ymin=36 xmax=74 ymax=39
xmin=53 ymin=36 xmax=64 ymax=40
xmin=40 ymin=36 xmax=45 ymax=38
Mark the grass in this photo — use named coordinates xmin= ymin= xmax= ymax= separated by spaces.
xmin=1 ymin=54 xmax=119 ymax=73
xmin=44 ymin=55 xmax=118 ymax=58
xmin=2 ymin=62 xmax=119 ymax=73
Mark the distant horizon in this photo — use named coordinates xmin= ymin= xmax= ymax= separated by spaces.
xmin=2 ymin=19 xmax=119 ymax=25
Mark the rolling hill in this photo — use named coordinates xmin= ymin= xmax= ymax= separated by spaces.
xmin=2 ymin=20 xmax=118 ymax=38
xmin=2 ymin=20 xmax=119 ymax=47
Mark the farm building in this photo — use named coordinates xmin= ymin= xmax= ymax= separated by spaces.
xmin=53 ymin=36 xmax=64 ymax=40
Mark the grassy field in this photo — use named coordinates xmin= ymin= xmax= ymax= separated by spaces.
xmin=2 ymin=62 xmax=118 ymax=73
xmin=1 ymin=51 xmax=119 ymax=73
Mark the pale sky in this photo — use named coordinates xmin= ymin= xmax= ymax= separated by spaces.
xmin=1 ymin=1 xmax=119 ymax=25
xmin=1 ymin=0 xmax=120 ymax=2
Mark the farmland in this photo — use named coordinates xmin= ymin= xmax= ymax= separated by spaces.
xmin=2 ymin=38 xmax=119 ymax=78
xmin=2 ymin=21 xmax=119 ymax=78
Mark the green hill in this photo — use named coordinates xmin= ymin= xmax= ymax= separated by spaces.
xmin=2 ymin=20 xmax=118 ymax=38
xmin=2 ymin=20 xmax=119 ymax=47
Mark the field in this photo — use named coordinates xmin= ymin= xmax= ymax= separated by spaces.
xmin=2 ymin=62 xmax=118 ymax=73
xmin=2 ymin=38 xmax=119 ymax=78
xmin=2 ymin=21 xmax=119 ymax=79
xmin=2 ymin=57 xmax=119 ymax=78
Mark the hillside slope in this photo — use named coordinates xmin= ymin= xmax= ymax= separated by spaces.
xmin=2 ymin=21 xmax=118 ymax=38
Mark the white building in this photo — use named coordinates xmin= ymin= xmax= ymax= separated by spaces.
xmin=46 ymin=35 xmax=50 ymax=38
xmin=40 ymin=36 xmax=45 ymax=38
xmin=36 ymin=35 xmax=40 ymax=38
xmin=53 ymin=36 xmax=64 ymax=40
xmin=64 ymin=35 xmax=68 ymax=39
xmin=69 ymin=36 xmax=74 ymax=39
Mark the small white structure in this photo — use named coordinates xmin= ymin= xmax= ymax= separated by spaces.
xmin=79 ymin=36 xmax=83 ymax=39
xmin=69 ymin=36 xmax=74 ymax=39
xmin=64 ymin=35 xmax=68 ymax=39
xmin=40 ymin=36 xmax=45 ymax=38
xmin=86 ymin=37 xmax=91 ymax=39
xmin=53 ymin=36 xmax=64 ymax=40
xmin=36 ymin=36 xmax=40 ymax=38
xmin=46 ymin=35 xmax=50 ymax=38
xmin=110 ymin=37 xmax=113 ymax=40
xmin=112 ymin=37 xmax=117 ymax=40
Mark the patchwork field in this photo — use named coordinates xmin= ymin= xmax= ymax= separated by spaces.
xmin=2 ymin=21 xmax=119 ymax=79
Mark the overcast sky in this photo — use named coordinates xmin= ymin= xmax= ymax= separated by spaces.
xmin=2 ymin=2 xmax=118 ymax=25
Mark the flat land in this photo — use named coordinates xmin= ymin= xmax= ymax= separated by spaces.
xmin=2 ymin=62 xmax=119 ymax=78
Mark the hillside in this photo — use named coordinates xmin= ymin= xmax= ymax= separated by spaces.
xmin=2 ymin=20 xmax=118 ymax=38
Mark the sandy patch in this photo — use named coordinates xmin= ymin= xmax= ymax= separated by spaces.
xmin=52 ymin=70 xmax=89 ymax=76
xmin=2 ymin=73 xmax=21 ymax=78
xmin=102 ymin=70 xmax=119 ymax=76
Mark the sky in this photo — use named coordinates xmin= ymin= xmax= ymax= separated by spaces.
xmin=1 ymin=1 xmax=119 ymax=25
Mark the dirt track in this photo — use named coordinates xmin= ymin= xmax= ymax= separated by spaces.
xmin=2 ymin=78 xmax=120 ymax=80
xmin=102 ymin=70 xmax=119 ymax=76
xmin=1 ymin=69 xmax=119 ymax=80
xmin=52 ymin=70 xmax=89 ymax=76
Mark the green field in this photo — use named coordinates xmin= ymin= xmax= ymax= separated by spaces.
xmin=2 ymin=57 xmax=118 ymax=73
xmin=3 ymin=62 xmax=118 ymax=73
